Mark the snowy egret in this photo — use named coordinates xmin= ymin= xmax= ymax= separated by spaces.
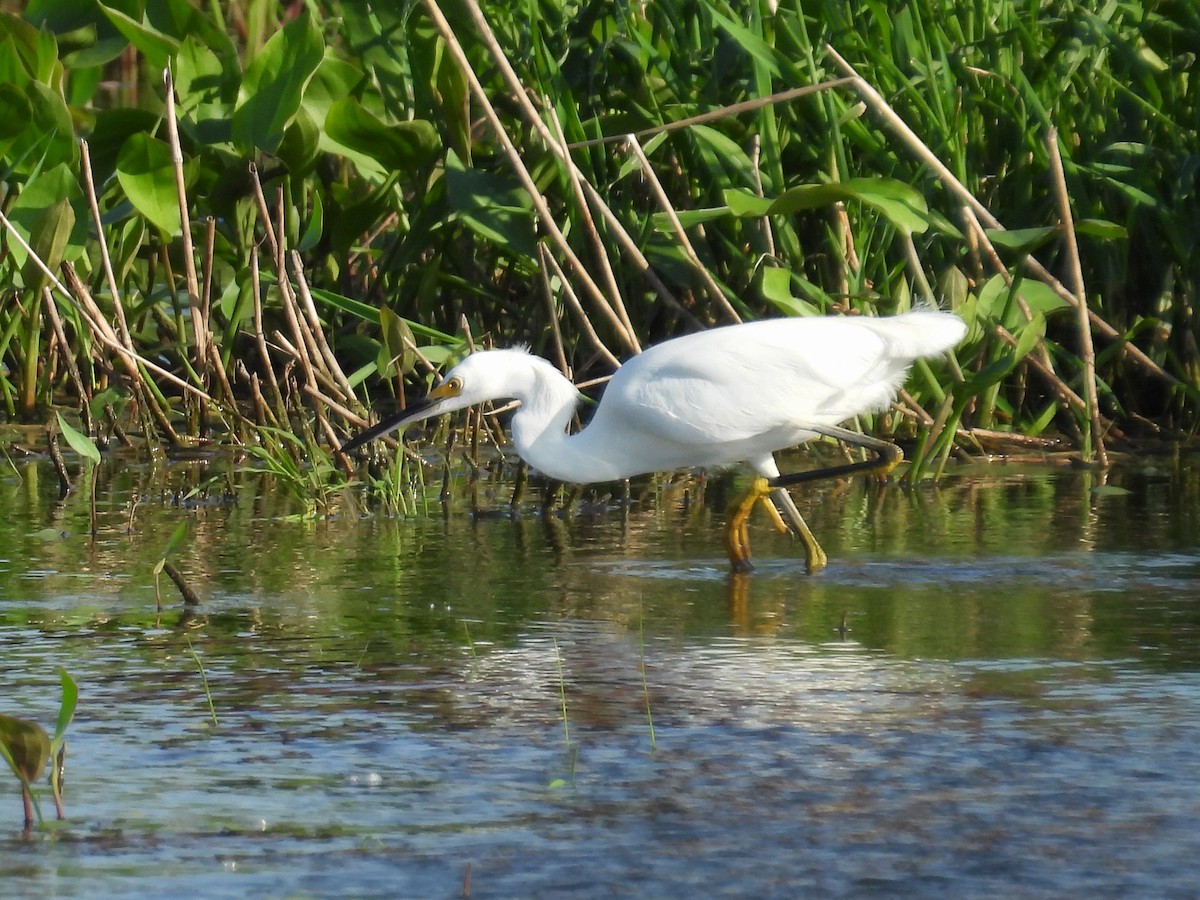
xmin=340 ymin=309 xmax=966 ymax=572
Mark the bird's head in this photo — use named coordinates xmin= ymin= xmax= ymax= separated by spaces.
xmin=338 ymin=348 xmax=548 ymax=454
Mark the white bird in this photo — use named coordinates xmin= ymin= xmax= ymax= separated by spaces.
xmin=340 ymin=309 xmax=967 ymax=572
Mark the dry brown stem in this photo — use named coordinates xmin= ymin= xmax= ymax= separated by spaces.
xmin=1046 ymin=128 xmax=1108 ymax=467
xmin=163 ymin=68 xmax=206 ymax=373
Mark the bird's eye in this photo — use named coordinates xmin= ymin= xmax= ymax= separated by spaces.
xmin=446 ymin=376 xmax=463 ymax=394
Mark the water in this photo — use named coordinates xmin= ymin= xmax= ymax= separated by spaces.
xmin=3 ymin=453 xmax=1200 ymax=897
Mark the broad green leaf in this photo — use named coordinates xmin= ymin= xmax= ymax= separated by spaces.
xmin=6 ymin=81 xmax=77 ymax=174
xmin=418 ymin=344 xmax=458 ymax=366
xmin=1075 ymin=218 xmax=1128 ymax=240
xmin=98 ymin=2 xmax=179 ymax=69
xmin=0 ymin=81 xmax=31 ymax=141
xmin=173 ymin=33 xmax=228 ymax=116
xmin=303 ymin=54 xmax=363 ymax=137
xmin=760 ymin=267 xmax=818 ymax=317
xmin=0 ymin=13 xmax=43 ymax=79
xmin=726 ymin=178 xmax=929 ymax=235
xmin=23 ymin=0 xmax=96 ymax=34
xmin=232 ymin=11 xmax=323 ymax=154
xmin=32 ymin=0 xmax=130 ymax=68
xmin=84 ymin=108 xmax=162 ymax=185
xmin=56 ymin=412 xmax=101 ymax=465
xmin=723 ymin=189 xmax=773 ymax=217
xmin=277 ymin=105 xmax=322 ymax=176
xmin=1006 ymin=281 xmax=1072 ymax=326
xmin=89 ymin=386 xmax=129 ymax=424
xmin=436 ymin=32 xmax=470 ymax=160
xmin=116 ymin=133 xmax=181 ymax=235
xmin=0 ymin=714 xmax=51 ymax=784
xmin=984 ymin=226 xmax=1057 ymax=254
xmin=975 ymin=273 xmax=1008 ymax=320
xmin=444 ymin=150 xmax=535 ymax=259
xmin=325 ymin=97 xmax=440 ymax=173
xmin=21 ymin=197 xmax=74 ymax=290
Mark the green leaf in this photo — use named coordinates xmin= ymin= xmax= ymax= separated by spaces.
xmin=28 ymin=0 xmax=130 ymax=67
xmin=654 ymin=206 xmax=738 ymax=231
xmin=84 ymin=107 xmax=162 ymax=185
xmin=726 ymin=178 xmax=930 ymax=235
xmin=232 ymin=10 xmax=324 ymax=154
xmin=161 ymin=520 xmax=189 ymax=560
xmin=975 ymin=273 xmax=1008 ymax=320
xmin=1012 ymin=312 xmax=1046 ymax=361
xmin=297 ymin=186 xmax=324 ymax=252
xmin=0 ymin=81 xmax=31 ymax=141
xmin=6 ymin=81 xmax=77 ymax=174
xmin=1028 ymin=401 xmax=1059 ymax=437
xmin=1006 ymin=281 xmax=1072 ymax=327
xmin=53 ymin=669 xmax=78 ymax=748
xmin=690 ymin=124 xmax=755 ymax=178
xmin=760 ymin=267 xmax=818 ymax=317
xmin=325 ymin=97 xmax=440 ymax=173
xmin=19 ymin=198 xmax=74 ymax=290
xmin=277 ymin=105 xmax=322 ymax=176
xmin=8 ymin=165 xmax=84 ymax=287
xmin=378 ymin=307 xmax=416 ymax=377
xmin=115 ymin=133 xmax=181 ymax=235
xmin=444 ymin=150 xmax=535 ymax=259
xmin=56 ymin=413 xmax=101 ymax=465
xmin=173 ymin=32 xmax=229 ymax=117
xmin=1075 ymin=218 xmax=1128 ymax=240
xmin=984 ymin=226 xmax=1057 ymax=254
xmin=98 ymin=2 xmax=179 ymax=68
xmin=704 ymin=4 xmax=781 ymax=77
xmin=0 ymin=714 xmax=51 ymax=784
xmin=722 ymin=189 xmax=773 ymax=217
xmin=939 ymin=265 xmax=970 ymax=310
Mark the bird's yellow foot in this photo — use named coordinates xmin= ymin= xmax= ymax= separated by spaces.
xmin=724 ymin=478 xmax=829 ymax=574
xmin=724 ymin=476 xmax=772 ymax=573
xmin=769 ymin=487 xmax=828 ymax=574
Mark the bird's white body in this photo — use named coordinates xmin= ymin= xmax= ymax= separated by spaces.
xmin=437 ymin=309 xmax=967 ymax=484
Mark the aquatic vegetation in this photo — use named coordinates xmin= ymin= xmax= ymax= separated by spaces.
xmin=0 ymin=0 xmax=1194 ymax=505
xmin=0 ymin=670 xmax=77 ymax=831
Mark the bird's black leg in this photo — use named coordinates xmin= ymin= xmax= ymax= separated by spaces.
xmin=768 ymin=424 xmax=903 ymax=488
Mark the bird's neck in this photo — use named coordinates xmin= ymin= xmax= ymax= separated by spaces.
xmin=508 ymin=371 xmax=626 ymax=483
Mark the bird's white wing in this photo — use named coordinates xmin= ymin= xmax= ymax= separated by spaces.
xmin=594 ymin=319 xmax=896 ymax=447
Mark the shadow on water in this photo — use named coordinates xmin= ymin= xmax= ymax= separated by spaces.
xmin=3 ymin=453 xmax=1200 ymax=897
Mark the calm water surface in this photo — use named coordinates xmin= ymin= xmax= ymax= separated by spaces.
xmin=3 ymin=453 xmax=1200 ymax=897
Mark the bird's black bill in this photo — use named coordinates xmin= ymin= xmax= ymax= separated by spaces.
xmin=337 ymin=395 xmax=442 ymax=455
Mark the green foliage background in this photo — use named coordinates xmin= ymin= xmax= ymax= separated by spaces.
xmin=0 ymin=0 xmax=1197 ymax=471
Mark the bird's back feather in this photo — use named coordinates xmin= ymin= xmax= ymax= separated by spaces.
xmin=588 ymin=310 xmax=964 ymax=461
